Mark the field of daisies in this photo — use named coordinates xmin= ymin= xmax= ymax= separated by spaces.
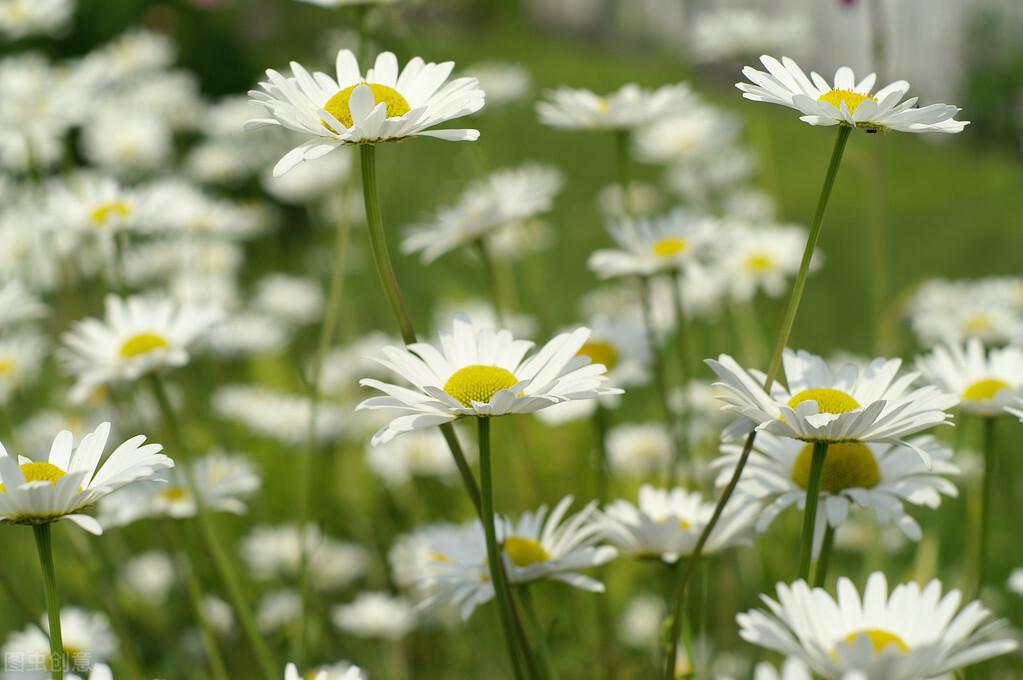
xmin=3 ymin=0 xmax=1023 ymax=678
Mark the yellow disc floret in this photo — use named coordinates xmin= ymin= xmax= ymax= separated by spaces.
xmin=841 ymin=628 xmax=909 ymax=654
xmin=744 ymin=252 xmax=775 ymax=273
xmin=0 ymin=357 xmax=15 ymax=375
xmin=160 ymin=486 xmax=188 ymax=502
xmin=443 ymin=365 xmax=518 ymax=407
xmin=792 ymin=442 xmax=880 ymax=492
xmin=577 ymin=340 xmax=619 ymax=371
xmin=1 ymin=461 xmax=68 ymax=493
xmin=323 ymin=83 xmax=411 ymax=131
xmin=787 ymin=388 xmax=861 ymax=415
xmin=119 ymin=332 xmax=170 ymax=359
xmin=818 ymin=89 xmax=878 ymax=114
xmin=962 ymin=378 xmax=1010 ymax=402
xmin=90 ymin=201 xmax=132 ymax=226
xmin=651 ymin=237 xmax=689 ymax=258
xmin=503 ymin=536 xmax=551 ymax=567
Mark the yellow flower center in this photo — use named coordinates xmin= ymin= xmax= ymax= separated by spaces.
xmin=503 ymin=536 xmax=550 ymax=567
xmin=47 ymin=646 xmax=86 ymax=672
xmin=840 ymin=628 xmax=909 ymax=654
xmin=323 ymin=83 xmax=411 ymax=131
xmin=160 ymin=486 xmax=188 ymax=501
xmin=962 ymin=378 xmax=1010 ymax=402
xmin=119 ymin=332 xmax=170 ymax=359
xmin=577 ymin=340 xmax=619 ymax=371
xmin=429 ymin=550 xmax=452 ymax=564
xmin=744 ymin=252 xmax=775 ymax=273
xmin=787 ymin=388 xmax=861 ymax=415
xmin=818 ymin=89 xmax=878 ymax=114
xmin=443 ymin=365 xmax=518 ymax=407
xmin=0 ymin=461 xmax=68 ymax=493
xmin=651 ymin=237 xmax=689 ymax=258
xmin=0 ymin=357 xmax=15 ymax=375
xmin=90 ymin=201 xmax=132 ymax=226
xmin=963 ymin=313 xmax=992 ymax=334
xmin=792 ymin=442 xmax=880 ymax=492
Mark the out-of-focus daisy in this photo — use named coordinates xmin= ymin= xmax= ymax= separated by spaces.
xmin=320 ymin=331 xmax=396 ymax=395
xmin=747 ymin=658 xmax=812 ymax=680
xmin=713 ymin=432 xmax=959 ymax=550
xmin=916 ymin=338 xmax=1023 ymax=417
xmin=597 ymin=181 xmax=663 ymax=219
xmin=606 ymin=423 xmax=672 ymax=478
xmin=0 ymin=422 xmax=172 ymax=534
xmin=1008 ymin=568 xmax=1023 ymax=597
xmin=257 ymin=589 xmax=301 ymax=634
xmin=0 ymin=280 xmax=46 ymax=327
xmin=248 ymin=49 xmax=485 ymax=175
xmin=60 ymin=294 xmax=222 ymax=402
xmin=690 ymin=9 xmax=809 ymax=63
xmin=46 ymin=174 xmax=150 ymax=237
xmin=635 ymin=107 xmax=742 ymax=165
xmin=667 ymin=146 xmax=757 ymax=204
xmin=430 ymin=298 xmax=537 ymax=339
xmin=80 ymin=109 xmax=172 ymax=175
xmin=716 ymin=223 xmax=818 ymax=301
xmin=737 ymin=57 xmax=968 ymax=134
xmin=909 ymin=277 xmax=1023 ymax=346
xmin=617 ymin=594 xmax=665 ymax=648
xmin=536 ymin=83 xmax=693 ymax=131
xmin=707 ymin=349 xmax=957 ymax=458
xmin=589 ymin=209 xmax=716 ymax=279
xmin=0 ymin=333 xmax=44 ymax=404
xmin=146 ymin=180 xmax=266 ymax=240
xmin=402 ymin=164 xmax=562 ymax=263
xmin=212 ymin=384 xmax=347 ymax=445
xmin=366 ymin=428 xmax=467 ymax=486
xmin=241 ymin=523 xmax=367 ymax=591
xmin=357 ymin=315 xmax=620 ymax=444
xmin=0 ymin=0 xmax=75 ymax=39
xmin=201 ymin=595 xmax=235 ymax=637
xmin=252 ymin=274 xmax=324 ymax=327
xmin=285 ymin=661 xmax=366 ymax=680
xmin=261 ymin=146 xmax=353 ymax=204
xmin=2 ymin=608 xmax=117 ymax=678
xmin=206 ymin=311 xmax=290 ymax=358
xmin=597 ymin=485 xmax=757 ymax=562
xmin=460 ymin=61 xmax=531 ymax=107
xmin=738 ymin=572 xmax=1017 ymax=678
xmin=121 ymin=551 xmax=176 ymax=605
xmin=331 ymin=591 xmax=416 ymax=640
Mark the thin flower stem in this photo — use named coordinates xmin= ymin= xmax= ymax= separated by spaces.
xmin=591 ymin=407 xmax=616 ymax=676
xmin=358 ymin=144 xmax=483 ymax=517
xmin=33 ymin=523 xmax=64 ymax=680
xmin=477 ymin=417 xmax=527 ymax=680
xmin=147 ymin=374 xmax=278 ymax=680
xmin=592 ymin=406 xmax=611 ymax=505
xmin=814 ymin=524 xmax=836 ymax=588
xmin=798 ymin=442 xmax=829 ymax=581
xmin=295 ymin=195 xmax=352 ymax=666
xmin=661 ymin=125 xmax=851 ymax=679
xmin=636 ymin=277 xmax=682 ymax=485
xmin=518 ymin=586 xmax=555 ymax=680
xmin=668 ymin=271 xmax=693 ymax=482
xmin=173 ymin=524 xmax=230 ymax=680
xmin=976 ymin=416 xmax=996 ymax=596
xmin=475 ymin=237 xmax=507 ymax=326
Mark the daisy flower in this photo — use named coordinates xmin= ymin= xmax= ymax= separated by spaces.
xmin=0 ymin=422 xmax=172 ymax=534
xmin=60 ymin=294 xmax=222 ymax=402
xmin=2 ymin=608 xmax=117 ymax=678
xmin=121 ymin=551 xmax=176 ymax=605
xmin=738 ymin=572 xmax=1018 ymax=679
xmin=402 ymin=163 xmax=563 ymax=263
xmin=605 ymin=423 xmax=672 ymax=478
xmin=713 ymin=432 xmax=959 ymax=550
xmin=240 ymin=523 xmax=368 ymax=591
xmin=366 ymin=428 xmax=468 ymax=486
xmin=597 ymin=485 xmax=758 ymax=562
xmin=80 ymin=108 xmax=172 ymax=176
xmin=46 ymin=174 xmax=150 ymax=237
xmin=0 ymin=332 xmax=45 ymax=404
xmin=737 ymin=56 xmax=968 ymax=134
xmin=915 ymin=339 xmax=1023 ymax=417
xmin=716 ymin=223 xmax=818 ymax=302
xmin=0 ymin=279 xmax=46 ymax=326
xmin=459 ymin=61 xmax=531 ymax=107
xmin=257 ymin=589 xmax=301 ymax=634
xmin=748 ymin=658 xmax=812 ymax=680
xmin=635 ymin=106 xmax=742 ymax=165
xmin=357 ymin=314 xmax=620 ymax=445
xmin=252 ymin=274 xmax=324 ymax=327
xmin=285 ymin=661 xmax=366 ymax=680
xmin=588 ymin=209 xmax=717 ymax=279
xmin=331 ymin=591 xmax=416 ymax=640
xmin=536 ymin=83 xmax=693 ymax=131
xmin=212 ymin=384 xmax=347 ymax=445
xmin=0 ymin=0 xmax=75 ymax=40
xmin=909 ymin=277 xmax=1023 ymax=346
xmin=707 ymin=349 xmax=958 ymax=460
xmin=248 ymin=49 xmax=485 ymax=175
xmin=690 ymin=9 xmax=809 ymax=63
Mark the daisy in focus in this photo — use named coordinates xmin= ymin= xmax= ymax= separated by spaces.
xmin=60 ymin=294 xmax=222 ymax=402
xmin=0 ymin=422 xmax=172 ymax=534
xmin=357 ymin=315 xmax=620 ymax=444
xmin=597 ymin=485 xmax=758 ymax=562
xmin=713 ymin=433 xmax=959 ymax=550
xmin=248 ymin=49 xmax=485 ymax=175
xmin=537 ymin=82 xmax=693 ymax=131
xmin=707 ymin=349 xmax=957 ymax=459
xmin=588 ymin=209 xmax=716 ymax=279
xmin=738 ymin=572 xmax=1017 ymax=679
xmin=915 ymin=338 xmax=1023 ymax=417
xmin=737 ymin=56 xmax=968 ymax=134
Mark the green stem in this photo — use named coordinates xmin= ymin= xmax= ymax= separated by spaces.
xmin=358 ymin=144 xmax=483 ymax=517
xmin=636 ymin=277 xmax=681 ymax=485
xmin=660 ymin=126 xmax=851 ymax=679
xmin=147 ymin=374 xmax=278 ymax=680
xmin=977 ymin=416 xmax=996 ymax=596
xmin=174 ymin=524 xmax=230 ymax=680
xmin=798 ymin=442 xmax=829 ymax=581
xmin=668 ymin=270 xmax=693 ymax=480
xmin=33 ymin=523 xmax=63 ymax=680
xmin=477 ymin=417 xmax=527 ymax=680
xmin=592 ymin=406 xmax=611 ymax=505
xmin=518 ymin=586 xmax=555 ymax=680
xmin=814 ymin=524 xmax=836 ymax=588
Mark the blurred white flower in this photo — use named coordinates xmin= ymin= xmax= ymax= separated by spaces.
xmin=366 ymin=428 xmax=468 ymax=486
xmin=252 ymin=274 xmax=324 ymax=327
xmin=635 ymin=106 xmax=741 ymax=166
xmin=690 ymin=9 xmax=808 ymax=63
xmin=212 ymin=385 xmax=347 ymax=445
xmin=80 ymin=109 xmax=172 ymax=176
xmin=537 ymin=83 xmax=694 ymax=131
xmin=3 ymin=608 xmax=117 ymax=678
xmin=256 ymin=589 xmax=301 ymax=634
xmin=606 ymin=423 xmax=672 ymax=478
xmin=910 ymin=277 xmax=1023 ymax=347
xmin=121 ymin=551 xmax=177 ymax=606
xmin=262 ymin=146 xmax=353 ymax=204
xmin=331 ymin=591 xmax=416 ymax=640
xmin=0 ymin=0 xmax=75 ymax=40
xmin=241 ymin=523 xmax=368 ymax=591
xmin=460 ymin=61 xmax=531 ymax=107
xmin=617 ymin=594 xmax=665 ymax=648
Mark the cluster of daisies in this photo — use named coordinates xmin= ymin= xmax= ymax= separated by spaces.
xmin=0 ymin=0 xmax=1019 ymax=678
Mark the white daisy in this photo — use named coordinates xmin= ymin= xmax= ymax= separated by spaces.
xmin=2 ymin=608 xmax=117 ymax=678
xmin=0 ymin=279 xmax=46 ymax=327
xmin=252 ymin=274 xmax=324 ymax=327
xmin=257 ymin=589 xmax=301 ymax=634
xmin=46 ymin=174 xmax=151 ymax=237
xmin=536 ymin=83 xmax=694 ymax=131
xmin=366 ymin=428 xmax=468 ymax=486
xmin=261 ymin=146 xmax=353 ymax=203
xmin=205 ymin=311 xmax=290 ymax=358
xmin=715 ymin=223 xmax=818 ymax=302
xmin=0 ymin=422 xmax=172 ymax=534
xmin=402 ymin=163 xmax=563 ymax=263
xmin=689 ymin=9 xmax=809 ymax=63
xmin=737 ymin=56 xmax=968 ymax=134
xmin=320 ymin=331 xmax=397 ymax=395
xmin=588 ymin=209 xmax=717 ymax=279
xmin=285 ymin=661 xmax=366 ymax=680
xmin=597 ymin=485 xmax=757 ymax=562
xmin=738 ymin=572 xmax=1018 ymax=679
xmin=0 ymin=332 xmax=45 ymax=404
xmin=459 ymin=61 xmax=531 ymax=107
xmin=145 ymin=180 xmax=266 ymax=240
xmin=357 ymin=314 xmax=620 ymax=445
xmin=1008 ymin=568 xmax=1023 ymax=597
xmin=713 ymin=432 xmax=959 ymax=550
xmin=916 ymin=338 xmax=1023 ymax=417
xmin=121 ymin=550 xmax=176 ymax=606
xmin=748 ymin=658 xmax=812 ymax=680
xmin=212 ymin=384 xmax=347 ymax=445
xmin=60 ymin=294 xmax=222 ymax=402
xmin=909 ymin=277 xmax=1023 ymax=347
xmin=707 ymin=349 xmax=958 ymax=459
xmin=605 ymin=423 xmax=672 ymax=478
xmin=0 ymin=0 xmax=75 ymax=40
xmin=635 ymin=106 xmax=742 ymax=165
xmin=331 ymin=591 xmax=416 ymax=640
xmin=617 ymin=594 xmax=665 ymax=648
xmin=248 ymin=49 xmax=485 ymax=175
xmin=80 ymin=108 xmax=173 ymax=175
xmin=240 ymin=523 xmax=367 ymax=591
